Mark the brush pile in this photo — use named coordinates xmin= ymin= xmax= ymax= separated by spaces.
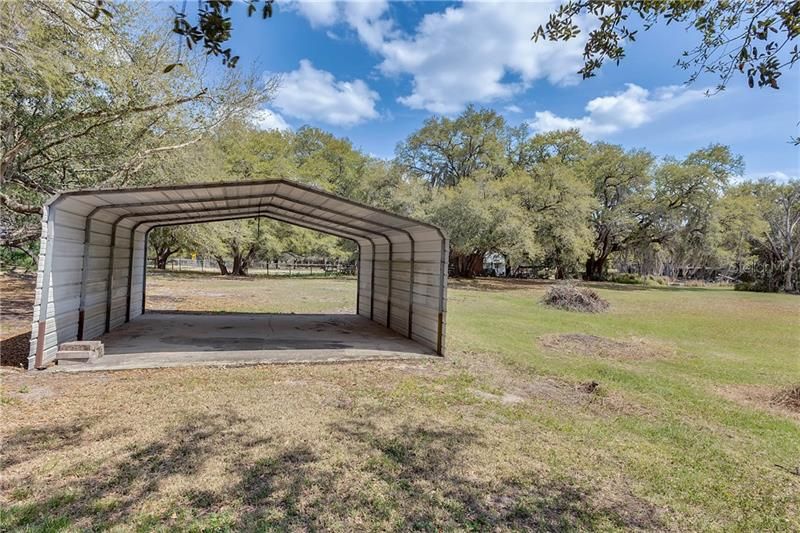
xmin=542 ymin=284 xmax=609 ymax=313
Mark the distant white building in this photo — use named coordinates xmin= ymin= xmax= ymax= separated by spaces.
xmin=483 ymin=252 xmax=506 ymax=276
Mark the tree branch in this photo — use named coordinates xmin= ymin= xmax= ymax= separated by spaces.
xmin=0 ymin=192 xmax=42 ymax=215
xmin=100 ymin=135 xmax=203 ymax=187
xmin=0 ymin=225 xmax=42 ymax=247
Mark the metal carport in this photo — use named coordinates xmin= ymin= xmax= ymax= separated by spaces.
xmin=28 ymin=179 xmax=448 ymax=369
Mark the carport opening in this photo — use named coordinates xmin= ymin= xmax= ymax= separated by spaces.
xmin=144 ymin=217 xmax=359 ymax=315
xmin=90 ymin=215 xmax=435 ymax=370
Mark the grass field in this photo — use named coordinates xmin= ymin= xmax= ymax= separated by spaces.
xmin=1 ymin=271 xmax=798 ymax=531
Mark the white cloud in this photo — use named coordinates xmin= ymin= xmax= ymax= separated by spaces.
xmin=272 ymin=60 xmax=379 ymax=126
xmin=284 ymin=0 xmax=394 ymax=46
xmin=288 ymin=0 xmax=339 ymax=27
xmin=376 ymin=2 xmax=588 ymax=113
xmin=740 ymin=170 xmax=797 ymax=183
xmin=765 ymin=171 xmax=793 ymax=181
xmin=748 ymin=170 xmax=800 ymax=183
xmin=341 ymin=0 xmax=396 ymax=50
xmin=530 ymin=84 xmax=708 ymax=138
xmin=249 ymin=108 xmax=291 ymax=131
xmin=285 ymin=1 xmax=587 ymax=114
xmin=505 ymin=105 xmax=523 ymax=113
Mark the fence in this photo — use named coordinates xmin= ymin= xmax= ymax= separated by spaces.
xmin=152 ymin=258 xmax=356 ymax=276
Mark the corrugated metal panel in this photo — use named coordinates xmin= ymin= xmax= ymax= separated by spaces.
xmin=29 ymin=179 xmax=448 ymax=369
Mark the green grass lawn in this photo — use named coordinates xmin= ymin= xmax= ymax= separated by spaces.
xmin=1 ymin=276 xmax=798 ymax=531
xmin=447 ymin=280 xmax=800 ymax=530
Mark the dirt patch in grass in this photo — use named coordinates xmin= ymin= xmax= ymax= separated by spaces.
xmin=469 ymin=388 xmax=526 ymax=405
xmin=452 ymin=350 xmax=648 ymax=417
xmin=771 ymin=385 xmax=800 ymax=412
xmin=717 ymin=384 xmax=800 ymax=421
xmin=504 ymin=375 xmax=646 ymax=416
xmin=3 ymin=382 xmax=55 ymax=403
xmin=539 ymin=333 xmax=673 ymax=360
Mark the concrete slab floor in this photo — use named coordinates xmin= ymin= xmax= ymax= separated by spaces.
xmin=51 ymin=312 xmax=437 ymax=372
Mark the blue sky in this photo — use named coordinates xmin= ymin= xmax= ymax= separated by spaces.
xmin=195 ymin=1 xmax=798 ymax=181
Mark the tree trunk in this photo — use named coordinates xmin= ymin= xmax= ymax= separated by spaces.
xmin=584 ymin=254 xmax=607 ymax=281
xmin=240 ymin=246 xmax=257 ymax=276
xmin=215 ymin=256 xmax=229 ymax=275
xmin=231 ymin=253 xmax=245 ymax=276
xmin=449 ymin=250 xmax=484 ymax=277
xmin=784 ymin=263 xmax=795 ymax=292
xmin=156 ymin=247 xmax=175 ymax=270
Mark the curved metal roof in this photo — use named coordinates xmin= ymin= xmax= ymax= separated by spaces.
xmin=47 ymin=178 xmax=446 ymax=244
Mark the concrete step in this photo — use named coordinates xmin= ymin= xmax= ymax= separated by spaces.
xmin=56 ymin=350 xmax=97 ymax=364
xmin=58 ymin=341 xmax=104 ymax=357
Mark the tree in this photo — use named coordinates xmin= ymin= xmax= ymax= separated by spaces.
xmin=642 ymin=145 xmax=743 ymax=277
xmin=149 ymin=227 xmax=189 ymax=269
xmin=215 ymin=120 xmax=295 ymax=181
xmin=499 ymin=129 xmax=595 ymax=278
xmin=534 ymin=1 xmax=800 ymax=92
xmin=717 ymin=184 xmax=769 ymax=275
xmin=191 ymin=219 xmax=270 ymax=276
xmin=425 ymin=180 xmax=537 ymax=277
xmin=502 ymin=163 xmax=596 ymax=279
xmin=272 ymin=222 xmax=354 ymax=264
xmin=580 ymin=143 xmax=654 ymax=280
xmin=586 ymin=144 xmax=742 ymax=279
xmin=396 ymin=106 xmax=509 ymax=188
xmin=747 ymin=179 xmax=800 ymax=291
xmin=291 ymin=126 xmax=369 ymax=197
xmin=169 ymin=0 xmax=275 ymax=69
xmin=0 ymin=1 xmax=274 ymax=259
xmin=508 ymin=127 xmax=591 ymax=170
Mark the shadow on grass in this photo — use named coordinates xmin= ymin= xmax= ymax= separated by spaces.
xmin=0 ymin=332 xmax=31 ymax=368
xmin=0 ymin=419 xmax=97 ymax=470
xmin=2 ymin=409 xmax=662 ymax=531
xmin=1 ymin=413 xmax=264 ymax=530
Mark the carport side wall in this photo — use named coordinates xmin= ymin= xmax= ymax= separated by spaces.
xmin=28 ymin=201 xmax=143 ymax=369
xmin=357 ymin=241 xmax=374 ymax=319
xmin=79 ymin=212 xmax=131 ymax=342
xmin=357 ymin=230 xmax=447 ymax=354
xmin=127 ymin=228 xmax=146 ymax=321
xmin=406 ymin=232 xmax=447 ymax=354
xmin=29 ymin=200 xmax=91 ymax=368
